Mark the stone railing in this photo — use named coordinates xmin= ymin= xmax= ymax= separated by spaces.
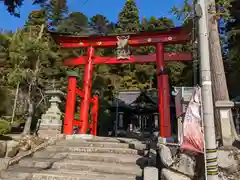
xmin=215 ymin=100 xmax=240 ymax=146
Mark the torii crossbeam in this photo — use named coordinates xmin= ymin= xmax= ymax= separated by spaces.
xmin=64 ymin=53 xmax=192 ymax=66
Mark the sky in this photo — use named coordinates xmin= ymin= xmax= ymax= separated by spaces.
xmin=0 ymin=0 xmax=185 ymax=31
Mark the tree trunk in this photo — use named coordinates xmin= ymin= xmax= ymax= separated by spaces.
xmin=11 ymin=82 xmax=19 ymax=124
xmin=22 ymin=57 xmax=40 ymax=135
xmin=23 ymin=84 xmax=33 ymax=135
xmin=22 ymin=24 xmax=44 ymax=135
xmin=208 ymin=0 xmax=239 ymax=140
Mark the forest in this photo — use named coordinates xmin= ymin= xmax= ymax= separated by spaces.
xmin=0 ymin=0 xmax=239 ymax=135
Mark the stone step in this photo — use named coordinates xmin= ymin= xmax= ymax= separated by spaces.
xmin=58 ymin=138 xmax=147 ymax=150
xmin=93 ymin=137 xmax=139 ymax=142
xmin=46 ymin=145 xmax=143 ymax=155
xmin=65 ymin=136 xmax=124 ymax=143
xmin=56 ymin=140 xmax=131 ymax=148
xmin=33 ymin=151 xmax=148 ymax=166
xmin=86 ymin=137 xmax=124 ymax=143
xmin=161 ymin=169 xmax=191 ymax=180
xmin=17 ymin=158 xmax=142 ymax=176
xmin=1 ymin=166 xmax=141 ymax=180
xmin=69 ymin=136 xmax=143 ymax=144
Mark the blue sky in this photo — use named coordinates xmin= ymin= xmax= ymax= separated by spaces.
xmin=0 ymin=0 xmax=185 ymax=31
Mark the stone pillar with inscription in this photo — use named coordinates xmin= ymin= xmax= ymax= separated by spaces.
xmin=37 ymin=90 xmax=64 ymax=138
xmin=152 ymin=113 xmax=160 ymax=140
xmin=215 ymin=100 xmax=234 ymax=146
xmin=118 ymin=112 xmax=124 ymax=129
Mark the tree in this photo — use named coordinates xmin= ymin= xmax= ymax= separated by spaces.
xmin=25 ymin=9 xmax=47 ymax=27
xmin=57 ymin=12 xmax=91 ymax=35
xmin=0 ymin=31 xmax=11 ymax=86
xmin=117 ymin=0 xmax=140 ymax=33
xmin=46 ymin=0 xmax=68 ymax=29
xmin=1 ymin=0 xmax=65 ymax=17
xmin=141 ymin=16 xmax=174 ymax=31
xmin=226 ymin=0 xmax=240 ymax=97
xmin=207 ymin=0 xmax=230 ymax=100
xmin=0 ymin=34 xmax=9 ymax=116
xmin=89 ymin=14 xmax=115 ymax=35
xmin=7 ymin=9 xmax=60 ymax=134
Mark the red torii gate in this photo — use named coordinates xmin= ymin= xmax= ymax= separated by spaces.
xmin=51 ymin=26 xmax=191 ymax=138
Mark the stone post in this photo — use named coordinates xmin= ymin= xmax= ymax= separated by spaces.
xmin=144 ymin=167 xmax=158 ymax=180
xmin=215 ymin=100 xmax=234 ymax=146
xmin=153 ymin=113 xmax=159 ymax=129
xmin=177 ymin=113 xmax=184 ymax=144
xmin=118 ymin=112 xmax=124 ymax=128
xmin=37 ymin=90 xmax=64 ymax=138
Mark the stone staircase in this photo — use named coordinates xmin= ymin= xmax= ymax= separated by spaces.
xmin=0 ymin=136 xmax=150 ymax=180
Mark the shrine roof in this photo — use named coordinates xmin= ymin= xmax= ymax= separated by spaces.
xmin=111 ymin=89 xmax=176 ymax=109
xmin=112 ymin=90 xmax=141 ymax=107
xmin=112 ymin=90 xmax=158 ymax=107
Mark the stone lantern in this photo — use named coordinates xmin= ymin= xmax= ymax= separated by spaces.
xmin=37 ymin=90 xmax=64 ymax=138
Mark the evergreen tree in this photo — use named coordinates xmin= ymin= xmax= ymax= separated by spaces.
xmin=141 ymin=16 xmax=174 ymax=31
xmin=47 ymin=0 xmax=68 ymax=28
xmin=57 ymin=12 xmax=91 ymax=35
xmin=117 ymin=0 xmax=140 ymax=33
xmin=2 ymin=0 xmax=67 ymax=18
xmin=226 ymin=0 xmax=240 ymax=97
xmin=0 ymin=32 xmax=11 ymax=116
xmin=2 ymin=0 xmax=53 ymax=16
xmin=89 ymin=14 xmax=113 ymax=35
xmin=0 ymin=31 xmax=10 ymax=85
xmin=24 ymin=9 xmax=48 ymax=29
xmin=7 ymin=9 xmax=62 ymax=134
